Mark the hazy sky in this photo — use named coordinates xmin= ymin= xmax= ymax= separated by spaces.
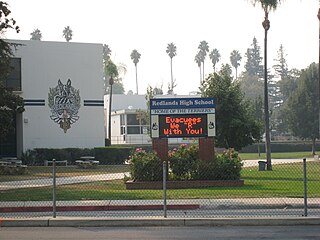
xmin=5 ymin=0 xmax=319 ymax=95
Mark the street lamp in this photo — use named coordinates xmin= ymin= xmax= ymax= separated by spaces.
xmin=263 ymin=11 xmax=272 ymax=171
xmin=107 ymin=76 xmax=114 ymax=146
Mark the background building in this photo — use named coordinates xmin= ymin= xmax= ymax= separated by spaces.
xmin=0 ymin=40 xmax=104 ymax=157
xmin=104 ymin=94 xmax=150 ymax=144
xmin=104 ymin=94 xmax=200 ymax=145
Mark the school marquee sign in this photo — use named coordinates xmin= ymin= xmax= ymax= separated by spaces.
xmin=150 ymin=97 xmax=215 ymax=138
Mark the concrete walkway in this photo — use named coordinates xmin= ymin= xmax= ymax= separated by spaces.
xmin=0 ymin=172 xmax=128 ymax=191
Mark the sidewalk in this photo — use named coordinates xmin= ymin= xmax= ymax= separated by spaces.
xmin=0 ymin=198 xmax=319 ymax=212
xmin=0 ymin=172 xmax=128 ymax=191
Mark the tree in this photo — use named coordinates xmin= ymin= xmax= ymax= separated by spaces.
xmin=239 ymin=73 xmax=264 ymax=100
xmin=244 ymin=37 xmax=263 ymax=77
xmin=250 ymin=0 xmax=284 ymax=171
xmin=130 ymin=49 xmax=141 ymax=94
xmin=166 ymin=43 xmax=177 ymax=93
xmin=0 ymin=1 xmax=24 ymax=139
xmin=104 ymin=59 xmax=119 ymax=146
xmin=200 ymin=65 xmax=262 ymax=150
xmin=103 ymin=44 xmax=125 ymax=94
xmin=30 ymin=28 xmax=42 ymax=40
xmin=230 ymin=50 xmax=242 ymax=79
xmin=271 ymin=68 xmax=300 ymax=137
xmin=103 ymin=44 xmax=112 ymax=62
xmin=273 ymin=44 xmax=288 ymax=81
xmin=62 ymin=26 xmax=73 ymax=42
xmin=195 ymin=51 xmax=203 ymax=84
xmin=278 ymin=68 xmax=299 ymax=102
xmin=104 ymin=62 xmax=126 ymax=95
xmin=209 ymin=48 xmax=221 ymax=73
xmin=286 ymin=63 xmax=319 ymax=154
xmin=153 ymin=85 xmax=164 ymax=95
xmin=198 ymin=40 xmax=209 ymax=82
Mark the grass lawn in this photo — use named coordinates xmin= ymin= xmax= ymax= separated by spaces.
xmin=1 ymin=161 xmax=319 ymax=201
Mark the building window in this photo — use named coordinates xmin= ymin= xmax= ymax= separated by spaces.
xmin=120 ymin=126 xmax=126 ymax=135
xmin=127 ymin=114 xmax=139 ymax=125
xmin=120 ymin=114 xmax=125 ymax=125
xmin=127 ymin=126 xmax=140 ymax=134
xmin=6 ymin=58 xmax=21 ymax=91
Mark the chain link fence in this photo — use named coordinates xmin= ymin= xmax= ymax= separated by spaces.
xmin=0 ymin=156 xmax=319 ymax=219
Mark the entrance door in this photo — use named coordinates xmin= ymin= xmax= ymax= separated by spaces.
xmin=0 ymin=113 xmax=17 ymax=157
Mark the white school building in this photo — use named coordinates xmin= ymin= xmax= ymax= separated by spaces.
xmin=0 ymin=40 xmax=105 ymax=157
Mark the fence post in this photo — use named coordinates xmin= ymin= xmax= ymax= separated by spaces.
xmin=163 ymin=161 xmax=167 ymax=218
xmin=303 ymin=158 xmax=307 ymax=217
xmin=52 ymin=158 xmax=57 ymax=218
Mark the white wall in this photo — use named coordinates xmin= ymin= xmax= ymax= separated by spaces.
xmin=10 ymin=40 xmax=104 ymax=151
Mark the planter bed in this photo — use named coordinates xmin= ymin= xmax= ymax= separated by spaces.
xmin=125 ymin=180 xmax=244 ymax=190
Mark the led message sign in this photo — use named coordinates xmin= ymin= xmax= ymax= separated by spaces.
xmin=159 ymin=114 xmax=208 ymax=138
xmin=150 ymin=97 xmax=216 ymax=139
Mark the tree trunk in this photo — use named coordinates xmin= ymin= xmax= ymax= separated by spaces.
xmin=202 ymin=61 xmax=205 ymax=82
xmin=135 ymin=64 xmax=138 ymax=95
xmin=312 ymin=137 xmax=316 ymax=155
xmin=170 ymin=57 xmax=173 ymax=92
xmin=108 ymin=83 xmax=113 ymax=145
xmin=263 ymin=12 xmax=272 ymax=171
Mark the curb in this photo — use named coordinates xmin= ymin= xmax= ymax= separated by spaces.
xmin=1 ymin=203 xmax=318 ymax=212
xmin=0 ymin=204 xmax=200 ymax=213
xmin=1 ymin=217 xmax=320 ymax=227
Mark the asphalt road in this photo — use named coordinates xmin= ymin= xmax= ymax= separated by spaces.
xmin=1 ymin=226 xmax=320 ymax=240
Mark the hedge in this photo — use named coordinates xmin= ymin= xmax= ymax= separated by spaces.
xmin=94 ymin=146 xmax=133 ymax=165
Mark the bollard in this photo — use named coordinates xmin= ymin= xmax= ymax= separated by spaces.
xmin=303 ymin=158 xmax=307 ymax=217
xmin=163 ymin=161 xmax=167 ymax=218
xmin=52 ymin=158 xmax=57 ymax=218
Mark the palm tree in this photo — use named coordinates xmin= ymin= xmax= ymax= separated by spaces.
xmin=103 ymin=44 xmax=112 ymax=62
xmin=30 ymin=28 xmax=42 ymax=40
xmin=104 ymin=59 xmax=119 ymax=146
xmin=251 ymin=0 xmax=284 ymax=171
xmin=166 ymin=43 xmax=177 ymax=93
xmin=130 ymin=49 xmax=141 ymax=94
xmin=194 ymin=51 xmax=203 ymax=84
xmin=62 ymin=26 xmax=73 ymax=42
xmin=198 ymin=40 xmax=209 ymax=82
xmin=230 ymin=50 xmax=242 ymax=79
xmin=209 ymin=48 xmax=221 ymax=73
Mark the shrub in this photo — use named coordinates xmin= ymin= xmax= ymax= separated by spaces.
xmin=193 ymin=148 xmax=243 ymax=180
xmin=20 ymin=149 xmax=37 ymax=165
xmin=127 ymin=146 xmax=243 ymax=181
xmin=0 ymin=165 xmax=28 ymax=175
xmin=129 ymin=148 xmax=162 ymax=181
xmin=169 ymin=144 xmax=199 ymax=180
xmin=214 ymin=149 xmax=243 ymax=180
